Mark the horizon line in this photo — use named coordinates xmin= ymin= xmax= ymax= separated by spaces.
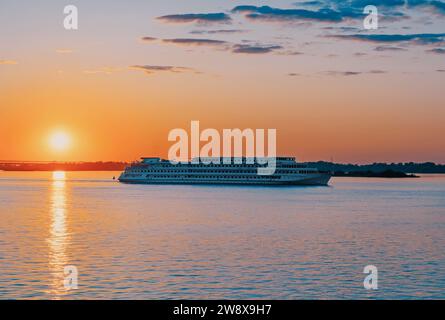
xmin=1 ymin=160 xmax=444 ymax=166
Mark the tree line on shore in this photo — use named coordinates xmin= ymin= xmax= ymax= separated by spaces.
xmin=306 ymin=161 xmax=445 ymax=174
xmin=0 ymin=161 xmax=444 ymax=175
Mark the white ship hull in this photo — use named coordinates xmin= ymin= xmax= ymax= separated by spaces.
xmin=119 ymin=175 xmax=331 ymax=186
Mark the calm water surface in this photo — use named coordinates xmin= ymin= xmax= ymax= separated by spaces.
xmin=0 ymin=171 xmax=444 ymax=299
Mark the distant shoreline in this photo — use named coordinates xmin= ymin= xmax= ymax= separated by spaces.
xmin=332 ymin=170 xmax=419 ymax=178
xmin=0 ymin=169 xmax=425 ymax=178
xmin=1 ymin=161 xmax=445 ymax=177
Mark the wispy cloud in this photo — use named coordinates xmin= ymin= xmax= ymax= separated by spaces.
xmin=190 ymin=29 xmax=247 ymax=35
xmin=130 ymin=65 xmax=199 ymax=75
xmin=83 ymin=67 xmax=122 ymax=75
xmin=304 ymin=0 xmax=445 ymax=19
xmin=408 ymin=0 xmax=445 ymax=15
xmin=277 ymin=50 xmax=304 ymax=56
xmin=329 ymin=33 xmax=445 ymax=45
xmin=140 ymin=36 xmax=157 ymax=42
xmin=56 ymin=49 xmax=73 ymax=54
xmin=348 ymin=0 xmax=405 ymax=8
xmin=141 ymin=36 xmax=291 ymax=55
xmin=431 ymin=0 xmax=445 ymax=14
xmin=298 ymin=0 xmax=444 ymax=14
xmin=157 ymin=13 xmax=231 ymax=24
xmin=232 ymin=44 xmax=283 ymax=54
xmin=0 ymin=60 xmax=18 ymax=65
xmin=427 ymin=47 xmax=445 ymax=54
xmin=232 ymin=5 xmax=351 ymax=23
xmin=368 ymin=70 xmax=388 ymax=74
xmin=322 ymin=70 xmax=387 ymax=76
xmin=162 ymin=38 xmax=228 ymax=47
xmin=295 ymin=1 xmax=325 ymax=7
xmin=374 ymin=45 xmax=408 ymax=52
xmin=323 ymin=71 xmax=362 ymax=76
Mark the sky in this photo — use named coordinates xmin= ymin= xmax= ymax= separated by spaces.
xmin=1 ymin=0 xmax=444 ymax=163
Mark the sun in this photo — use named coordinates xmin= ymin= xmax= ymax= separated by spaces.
xmin=49 ymin=131 xmax=71 ymax=152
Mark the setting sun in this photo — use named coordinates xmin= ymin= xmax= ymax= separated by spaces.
xmin=49 ymin=131 xmax=71 ymax=152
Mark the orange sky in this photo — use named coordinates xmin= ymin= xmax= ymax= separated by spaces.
xmin=1 ymin=1 xmax=444 ymax=163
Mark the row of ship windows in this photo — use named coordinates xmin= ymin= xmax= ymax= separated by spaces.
xmin=146 ymin=175 xmax=282 ymax=179
xmin=136 ymin=164 xmax=305 ymax=168
xmin=130 ymin=170 xmax=315 ymax=174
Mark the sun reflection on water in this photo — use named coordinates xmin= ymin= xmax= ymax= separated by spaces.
xmin=48 ymin=171 xmax=70 ymax=298
xmin=52 ymin=171 xmax=66 ymax=181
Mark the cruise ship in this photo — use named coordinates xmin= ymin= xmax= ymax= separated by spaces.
xmin=118 ymin=157 xmax=331 ymax=186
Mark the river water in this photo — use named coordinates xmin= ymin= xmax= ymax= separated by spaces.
xmin=0 ymin=171 xmax=444 ymax=299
